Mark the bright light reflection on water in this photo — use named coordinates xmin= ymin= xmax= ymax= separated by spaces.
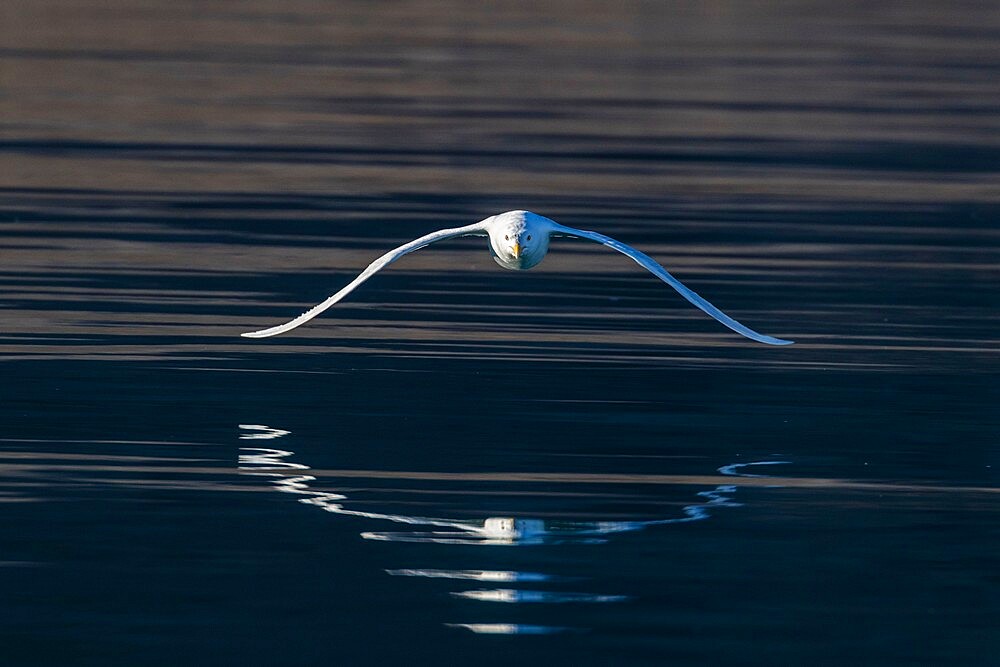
xmin=238 ymin=425 xmax=791 ymax=633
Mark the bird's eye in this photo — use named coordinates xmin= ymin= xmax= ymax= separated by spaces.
xmin=504 ymin=235 xmax=509 ymax=240
xmin=527 ymin=235 xmax=532 ymax=241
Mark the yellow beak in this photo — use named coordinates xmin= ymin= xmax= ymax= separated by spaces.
xmin=512 ymin=243 xmax=521 ymax=258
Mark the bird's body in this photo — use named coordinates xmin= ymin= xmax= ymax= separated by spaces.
xmin=242 ymin=210 xmax=792 ymax=345
xmin=485 ymin=210 xmax=550 ymax=270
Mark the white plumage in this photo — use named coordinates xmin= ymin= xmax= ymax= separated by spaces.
xmin=242 ymin=210 xmax=792 ymax=345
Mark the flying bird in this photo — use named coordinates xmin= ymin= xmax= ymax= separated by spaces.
xmin=242 ymin=210 xmax=792 ymax=345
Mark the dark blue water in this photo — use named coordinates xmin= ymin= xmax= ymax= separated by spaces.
xmin=2 ymin=3 xmax=998 ymax=665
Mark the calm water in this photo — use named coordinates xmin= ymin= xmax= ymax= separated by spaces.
xmin=1 ymin=2 xmax=998 ymax=665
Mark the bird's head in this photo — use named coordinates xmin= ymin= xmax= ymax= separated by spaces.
xmin=488 ymin=210 xmax=551 ymax=270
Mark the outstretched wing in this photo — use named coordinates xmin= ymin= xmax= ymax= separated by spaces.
xmin=550 ymin=223 xmax=793 ymax=345
xmin=242 ymin=221 xmax=490 ymax=338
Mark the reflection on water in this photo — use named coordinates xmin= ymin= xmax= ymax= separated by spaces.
xmin=238 ymin=425 xmax=789 ymax=632
xmin=387 ymin=569 xmax=553 ymax=583
xmin=0 ymin=419 xmax=993 ymax=655
xmin=451 ymin=590 xmax=627 ymax=604
xmin=444 ymin=623 xmax=576 ymax=636
xmin=238 ymin=424 xmax=292 ymax=440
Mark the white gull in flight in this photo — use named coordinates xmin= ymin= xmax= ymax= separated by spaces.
xmin=242 ymin=210 xmax=792 ymax=345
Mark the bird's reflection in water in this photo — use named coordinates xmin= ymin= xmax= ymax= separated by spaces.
xmin=237 ymin=426 xmax=787 ymax=634
xmin=452 ymin=589 xmax=627 ymax=604
xmin=238 ymin=424 xmax=292 ymax=441
xmin=443 ymin=623 xmax=576 ymax=635
xmin=386 ymin=569 xmax=554 ymax=582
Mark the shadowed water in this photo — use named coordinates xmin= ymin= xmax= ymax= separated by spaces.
xmin=1 ymin=2 xmax=998 ymax=665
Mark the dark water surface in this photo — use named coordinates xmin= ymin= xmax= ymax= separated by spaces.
xmin=2 ymin=2 xmax=998 ymax=665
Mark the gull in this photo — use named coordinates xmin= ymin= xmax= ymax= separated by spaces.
xmin=242 ymin=210 xmax=793 ymax=345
